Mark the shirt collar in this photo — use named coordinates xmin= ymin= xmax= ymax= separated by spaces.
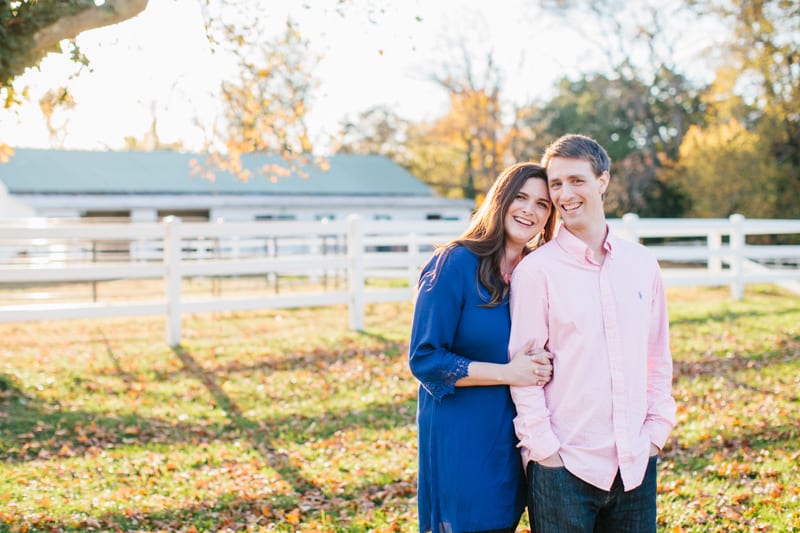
xmin=555 ymin=224 xmax=615 ymax=265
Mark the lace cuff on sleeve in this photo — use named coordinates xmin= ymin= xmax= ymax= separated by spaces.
xmin=421 ymin=357 xmax=470 ymax=401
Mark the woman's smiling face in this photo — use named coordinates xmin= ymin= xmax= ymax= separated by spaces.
xmin=504 ymin=177 xmax=552 ymax=248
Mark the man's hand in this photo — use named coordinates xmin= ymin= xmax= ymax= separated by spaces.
xmin=649 ymin=443 xmax=660 ymax=457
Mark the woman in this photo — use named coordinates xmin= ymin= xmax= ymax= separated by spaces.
xmin=409 ymin=162 xmax=558 ymax=533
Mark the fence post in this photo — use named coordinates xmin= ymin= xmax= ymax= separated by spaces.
xmin=347 ymin=214 xmax=365 ymax=331
xmin=621 ymin=213 xmax=640 ymax=242
xmin=164 ymin=216 xmax=183 ymax=346
xmin=707 ymin=230 xmax=722 ymax=273
xmin=729 ymin=213 xmax=745 ymax=300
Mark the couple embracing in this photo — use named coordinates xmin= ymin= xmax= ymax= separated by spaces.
xmin=409 ymin=134 xmax=677 ymax=533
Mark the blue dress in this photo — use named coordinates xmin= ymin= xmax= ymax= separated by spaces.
xmin=409 ymin=245 xmax=526 ymax=533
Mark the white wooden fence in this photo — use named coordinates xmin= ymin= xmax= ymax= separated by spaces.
xmin=0 ymin=214 xmax=798 ymax=346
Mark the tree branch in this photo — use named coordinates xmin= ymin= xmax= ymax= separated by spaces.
xmin=32 ymin=0 xmax=149 ymax=54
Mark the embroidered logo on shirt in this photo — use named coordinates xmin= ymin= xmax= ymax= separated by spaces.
xmin=638 ymin=291 xmax=643 ymax=300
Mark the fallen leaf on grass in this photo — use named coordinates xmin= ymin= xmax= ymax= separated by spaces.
xmin=285 ymin=508 xmax=302 ymax=524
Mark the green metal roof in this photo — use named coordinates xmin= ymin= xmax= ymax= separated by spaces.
xmin=0 ymin=149 xmax=435 ymax=196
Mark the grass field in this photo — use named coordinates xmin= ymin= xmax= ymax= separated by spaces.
xmin=0 ymin=285 xmax=798 ymax=532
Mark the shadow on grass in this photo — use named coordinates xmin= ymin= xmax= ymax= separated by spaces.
xmin=171 ymin=344 xmax=416 ymax=444
xmin=146 ymin=333 xmax=407 ymax=381
xmin=674 ymin=342 xmax=800 ymax=402
xmin=357 ymin=329 xmax=407 ymax=345
xmin=0 ymin=354 xmax=415 ymax=467
xmin=1 ymin=335 xmax=419 ymax=527
xmin=723 ymin=375 xmax=800 ymax=402
xmin=670 ymin=306 xmax=800 ymax=327
xmin=0 ymin=375 xmax=217 ymax=464
xmin=665 ymin=421 xmax=800 ymax=474
xmin=5 ymin=474 xmax=417 ymax=531
xmin=171 ymin=344 xmax=319 ymax=496
xmin=97 ymin=327 xmax=137 ymax=384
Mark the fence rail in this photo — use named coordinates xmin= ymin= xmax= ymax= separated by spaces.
xmin=0 ymin=214 xmax=798 ymax=345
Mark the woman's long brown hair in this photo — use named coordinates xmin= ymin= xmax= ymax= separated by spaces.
xmin=429 ymin=162 xmax=558 ymax=307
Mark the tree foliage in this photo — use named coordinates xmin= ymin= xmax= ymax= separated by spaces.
xmin=419 ymin=50 xmax=508 ymax=199
xmin=679 ymin=0 xmax=800 ymax=218
xmin=428 ymin=87 xmax=506 ymax=198
xmin=1 ymin=0 xmax=148 ymax=104
xmin=705 ymin=0 xmax=799 ymax=157
xmin=670 ymin=120 xmax=781 ymax=217
xmin=338 ymin=47 xmax=513 ymax=200
xmin=38 ymin=86 xmax=75 ymax=147
xmin=336 ymin=106 xmax=412 ymax=165
xmin=512 ymin=70 xmax=700 ymax=217
xmin=518 ymin=0 xmax=708 ymax=217
xmin=2 ymin=0 xmax=798 ymax=219
xmin=196 ymin=16 xmax=323 ymax=182
xmin=2 ymin=0 xmax=324 ymax=182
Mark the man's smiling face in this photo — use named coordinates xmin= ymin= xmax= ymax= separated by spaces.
xmin=546 ymin=156 xmax=608 ymax=232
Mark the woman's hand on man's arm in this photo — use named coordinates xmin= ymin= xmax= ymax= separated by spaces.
xmin=458 ymin=339 xmax=553 ymax=387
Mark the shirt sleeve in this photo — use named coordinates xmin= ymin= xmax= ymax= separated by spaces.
xmin=408 ymin=250 xmax=472 ymax=401
xmin=643 ymin=269 xmax=678 ymax=449
xmin=508 ymin=264 xmax=561 ymax=463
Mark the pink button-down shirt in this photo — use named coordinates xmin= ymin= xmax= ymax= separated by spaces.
xmin=509 ymin=226 xmax=676 ymax=491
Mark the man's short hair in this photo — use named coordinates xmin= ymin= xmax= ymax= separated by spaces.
xmin=541 ymin=134 xmax=611 ymax=177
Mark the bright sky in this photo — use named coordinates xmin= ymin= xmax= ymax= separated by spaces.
xmin=0 ymin=0 xmax=719 ymax=153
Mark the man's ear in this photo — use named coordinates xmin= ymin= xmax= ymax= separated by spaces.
xmin=598 ymin=171 xmax=610 ymax=195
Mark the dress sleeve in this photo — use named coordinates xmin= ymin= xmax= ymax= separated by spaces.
xmin=408 ymin=249 xmax=472 ymax=401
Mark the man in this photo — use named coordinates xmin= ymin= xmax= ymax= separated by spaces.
xmin=508 ymin=134 xmax=677 ymax=532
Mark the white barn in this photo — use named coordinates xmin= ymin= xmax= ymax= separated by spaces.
xmin=0 ymin=149 xmax=474 ymax=223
